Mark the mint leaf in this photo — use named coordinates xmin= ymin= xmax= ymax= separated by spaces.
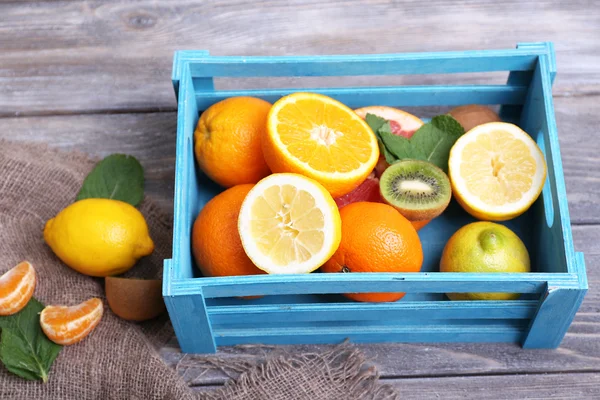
xmin=365 ymin=113 xmax=388 ymax=133
xmin=408 ymin=115 xmax=465 ymax=171
xmin=375 ymin=123 xmax=398 ymax=164
xmin=379 ymin=127 xmax=412 ymax=160
xmin=365 ymin=114 xmax=398 ymax=164
xmin=369 ymin=114 xmax=465 ymax=172
xmin=77 ymin=154 xmax=144 ymax=206
xmin=431 ymin=114 xmax=465 ymax=137
xmin=0 ymin=298 xmax=63 ymax=382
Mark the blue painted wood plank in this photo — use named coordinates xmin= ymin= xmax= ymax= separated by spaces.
xmin=164 ymin=259 xmax=217 ymax=353
xmin=169 ymin=272 xmax=581 ymax=298
xmin=536 ymin=56 xmax=578 ymax=276
xmin=499 ymin=43 xmax=541 ymax=121
xmin=164 ymin=259 xmax=216 ymax=353
xmin=207 ymin=301 xmax=538 ymax=325
xmin=184 ymin=50 xmax=543 ymax=78
xmin=165 ymin=293 xmax=217 ymax=354
xmin=212 ymin=324 xmax=525 ymax=347
xmin=172 ymin=65 xmax=200 ymax=280
xmin=173 ymin=50 xmax=207 ymax=99
xmin=194 ymin=85 xmax=528 ymax=110
xmin=523 ymin=252 xmax=587 ymax=348
xmin=523 ymin=289 xmax=586 ymax=348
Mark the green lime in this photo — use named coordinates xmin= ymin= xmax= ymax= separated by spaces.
xmin=440 ymin=221 xmax=530 ymax=300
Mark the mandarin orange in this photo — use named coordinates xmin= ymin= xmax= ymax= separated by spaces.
xmin=40 ymin=298 xmax=103 ymax=345
xmin=192 ymin=184 xmax=265 ymax=278
xmin=194 ymin=97 xmax=272 ymax=187
xmin=0 ymin=261 xmax=36 ymax=316
xmin=321 ymin=202 xmax=423 ymax=302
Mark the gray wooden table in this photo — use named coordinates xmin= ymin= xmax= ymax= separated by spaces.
xmin=2 ymin=1 xmax=599 ymax=397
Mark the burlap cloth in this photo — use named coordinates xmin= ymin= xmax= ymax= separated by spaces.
xmin=0 ymin=139 xmax=399 ymax=400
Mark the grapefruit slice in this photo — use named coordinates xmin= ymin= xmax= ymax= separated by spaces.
xmin=355 ymin=106 xmax=424 ymax=139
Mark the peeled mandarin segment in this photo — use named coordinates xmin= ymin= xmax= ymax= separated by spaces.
xmin=0 ymin=261 xmax=36 ymax=316
xmin=449 ymin=122 xmax=547 ymax=220
xmin=238 ymin=173 xmax=342 ymax=274
xmin=40 ymin=298 xmax=104 ymax=345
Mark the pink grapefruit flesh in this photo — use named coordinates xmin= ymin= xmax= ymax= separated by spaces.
xmin=355 ymin=106 xmax=424 ymax=139
xmin=334 ymin=172 xmax=381 ymax=209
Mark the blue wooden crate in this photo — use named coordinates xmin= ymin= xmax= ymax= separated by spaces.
xmin=166 ymin=42 xmax=587 ymax=354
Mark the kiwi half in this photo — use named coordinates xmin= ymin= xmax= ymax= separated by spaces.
xmin=380 ymin=160 xmax=451 ymax=221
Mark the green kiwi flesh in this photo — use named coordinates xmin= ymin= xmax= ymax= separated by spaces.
xmin=380 ymin=160 xmax=451 ymax=221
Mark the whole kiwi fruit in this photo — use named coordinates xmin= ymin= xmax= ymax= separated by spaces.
xmin=380 ymin=160 xmax=451 ymax=221
xmin=448 ymin=104 xmax=501 ymax=132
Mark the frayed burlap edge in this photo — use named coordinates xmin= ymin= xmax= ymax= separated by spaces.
xmin=199 ymin=342 xmax=399 ymax=400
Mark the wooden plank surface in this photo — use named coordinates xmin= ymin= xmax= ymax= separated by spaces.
xmin=0 ymin=112 xmax=177 ymax=212
xmin=1 ymin=0 xmax=600 ymax=116
xmin=194 ymin=372 xmax=600 ymax=398
xmin=386 ymin=372 xmax=600 ymax=399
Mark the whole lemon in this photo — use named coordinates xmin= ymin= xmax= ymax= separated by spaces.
xmin=440 ymin=222 xmax=530 ymax=301
xmin=44 ymin=199 xmax=155 ymax=277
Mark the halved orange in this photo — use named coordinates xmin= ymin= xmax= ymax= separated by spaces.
xmin=263 ymin=93 xmax=380 ymax=198
xmin=0 ymin=261 xmax=36 ymax=316
xmin=40 ymin=298 xmax=103 ymax=345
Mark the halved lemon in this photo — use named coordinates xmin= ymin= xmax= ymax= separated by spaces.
xmin=238 ymin=173 xmax=341 ymax=274
xmin=449 ymin=122 xmax=547 ymax=221
xmin=263 ymin=93 xmax=380 ymax=198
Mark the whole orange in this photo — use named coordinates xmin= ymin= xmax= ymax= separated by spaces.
xmin=194 ymin=97 xmax=272 ymax=187
xmin=192 ymin=184 xmax=265 ymax=278
xmin=321 ymin=202 xmax=423 ymax=302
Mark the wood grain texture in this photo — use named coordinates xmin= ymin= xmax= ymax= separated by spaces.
xmin=0 ymin=112 xmax=177 ymax=212
xmin=387 ymin=372 xmax=600 ymax=399
xmin=1 ymin=96 xmax=597 ymax=222
xmin=193 ymin=372 xmax=600 ymax=398
xmin=1 ymin=0 xmax=599 ymax=116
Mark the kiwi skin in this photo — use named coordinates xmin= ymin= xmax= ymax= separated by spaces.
xmin=380 ymin=160 xmax=452 ymax=221
xmin=448 ymin=105 xmax=501 ymax=132
xmin=105 ymin=277 xmax=166 ymax=322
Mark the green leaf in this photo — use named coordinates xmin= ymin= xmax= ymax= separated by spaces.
xmin=370 ymin=114 xmax=465 ymax=172
xmin=0 ymin=298 xmax=63 ymax=382
xmin=374 ymin=124 xmax=398 ymax=164
xmin=430 ymin=114 xmax=465 ymax=137
xmin=76 ymin=154 xmax=145 ymax=206
xmin=408 ymin=115 xmax=465 ymax=171
xmin=365 ymin=114 xmax=398 ymax=164
xmin=365 ymin=113 xmax=388 ymax=133
xmin=378 ymin=128 xmax=412 ymax=160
